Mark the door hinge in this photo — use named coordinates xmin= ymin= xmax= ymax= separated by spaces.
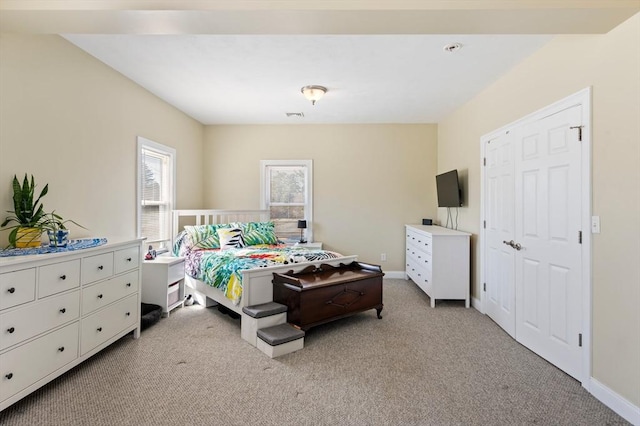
xmin=578 ymin=231 xmax=582 ymax=244
xmin=483 ymin=157 xmax=486 ymax=166
xmin=483 ymin=220 xmax=486 ymax=229
xmin=578 ymin=333 xmax=582 ymax=347
xmin=570 ymin=125 xmax=584 ymax=142
xmin=483 ymin=283 xmax=486 ymax=292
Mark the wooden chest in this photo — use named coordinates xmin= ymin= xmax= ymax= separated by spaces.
xmin=272 ymin=261 xmax=384 ymax=331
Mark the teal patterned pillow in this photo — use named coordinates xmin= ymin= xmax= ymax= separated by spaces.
xmin=183 ymin=223 xmax=232 ymax=250
xmin=241 ymin=221 xmax=278 ymax=246
xmin=172 ymin=230 xmax=189 ymax=256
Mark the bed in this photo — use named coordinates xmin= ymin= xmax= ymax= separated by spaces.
xmin=170 ymin=209 xmax=358 ymax=316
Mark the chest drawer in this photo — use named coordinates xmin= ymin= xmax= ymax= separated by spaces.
xmin=39 ymin=260 xmax=81 ymax=298
xmin=82 ymin=270 xmax=139 ymax=315
xmin=0 ymin=269 xmax=36 ymax=311
xmin=0 ymin=290 xmax=80 ymax=351
xmin=81 ymin=252 xmax=114 ymax=285
xmin=81 ymin=294 xmax=138 ymax=355
xmin=0 ymin=322 xmax=79 ymax=403
xmin=114 ymin=246 xmax=140 ymax=275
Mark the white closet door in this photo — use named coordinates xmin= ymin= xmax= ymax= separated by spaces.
xmin=514 ymin=104 xmax=583 ymax=380
xmin=484 ymin=131 xmax=516 ymax=337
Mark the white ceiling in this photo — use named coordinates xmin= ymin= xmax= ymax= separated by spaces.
xmin=63 ymin=34 xmax=552 ymax=124
xmin=4 ymin=1 xmax=638 ymax=125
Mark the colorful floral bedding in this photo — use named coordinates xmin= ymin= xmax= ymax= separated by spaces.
xmin=184 ymin=245 xmax=341 ymax=305
xmin=172 ymin=221 xmax=341 ymax=305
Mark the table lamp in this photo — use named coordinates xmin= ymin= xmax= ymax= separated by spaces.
xmin=297 ymin=220 xmax=307 ymax=243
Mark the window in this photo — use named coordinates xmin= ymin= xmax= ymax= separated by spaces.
xmin=260 ymin=160 xmax=313 ymax=242
xmin=137 ymin=137 xmax=176 ymax=251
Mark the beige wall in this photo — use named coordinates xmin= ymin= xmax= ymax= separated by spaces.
xmin=438 ymin=14 xmax=640 ymax=406
xmin=203 ymin=124 xmax=438 ymax=270
xmin=0 ymin=34 xmax=204 ymax=244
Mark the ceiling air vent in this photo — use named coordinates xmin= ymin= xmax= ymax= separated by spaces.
xmin=286 ymin=112 xmax=305 ymax=118
xmin=443 ymin=42 xmax=463 ymax=53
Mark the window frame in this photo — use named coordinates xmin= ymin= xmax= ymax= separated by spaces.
xmin=260 ymin=159 xmax=313 ymax=242
xmin=136 ymin=136 xmax=176 ymax=252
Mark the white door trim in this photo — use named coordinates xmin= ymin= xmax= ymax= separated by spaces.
xmin=479 ymin=87 xmax=592 ymax=388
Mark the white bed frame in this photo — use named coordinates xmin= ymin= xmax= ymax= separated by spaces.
xmin=171 ymin=209 xmax=358 ymax=315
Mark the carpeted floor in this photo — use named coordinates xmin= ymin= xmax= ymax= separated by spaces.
xmin=0 ymin=279 xmax=629 ymax=425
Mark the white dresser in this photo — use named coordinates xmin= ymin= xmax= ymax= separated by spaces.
xmin=405 ymin=225 xmax=471 ymax=308
xmin=0 ymin=238 xmax=143 ymax=411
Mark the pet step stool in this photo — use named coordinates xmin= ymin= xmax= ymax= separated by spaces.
xmin=241 ymin=302 xmax=288 ymax=347
xmin=256 ymin=323 xmax=305 ymax=358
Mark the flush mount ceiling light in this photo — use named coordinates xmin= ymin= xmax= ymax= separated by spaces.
xmin=443 ymin=42 xmax=463 ymax=53
xmin=301 ymin=85 xmax=327 ymax=105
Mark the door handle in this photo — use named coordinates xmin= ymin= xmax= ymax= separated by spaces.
xmin=503 ymin=240 xmax=522 ymax=250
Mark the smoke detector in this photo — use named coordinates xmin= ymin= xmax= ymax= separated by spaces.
xmin=443 ymin=43 xmax=463 ymax=53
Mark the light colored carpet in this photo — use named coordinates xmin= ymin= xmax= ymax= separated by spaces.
xmin=0 ymin=279 xmax=628 ymax=425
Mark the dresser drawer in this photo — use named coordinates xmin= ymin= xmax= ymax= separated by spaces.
xmin=407 ymin=229 xmax=432 ymax=254
xmin=406 ymin=245 xmax=432 ymax=270
xmin=114 ymin=246 xmax=140 ymax=275
xmin=81 ymin=252 xmax=114 ymax=285
xmin=0 ymin=322 xmax=79 ymax=403
xmin=82 ymin=270 xmax=139 ymax=315
xmin=81 ymin=294 xmax=138 ymax=355
xmin=39 ymin=260 xmax=81 ymax=298
xmin=0 ymin=290 xmax=80 ymax=351
xmin=0 ymin=269 xmax=36 ymax=311
xmin=407 ymin=262 xmax=432 ymax=295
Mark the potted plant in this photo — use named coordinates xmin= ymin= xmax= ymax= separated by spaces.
xmin=41 ymin=211 xmax=86 ymax=248
xmin=1 ymin=174 xmax=49 ymax=248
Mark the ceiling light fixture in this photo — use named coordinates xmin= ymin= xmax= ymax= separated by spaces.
xmin=301 ymin=85 xmax=327 ymax=105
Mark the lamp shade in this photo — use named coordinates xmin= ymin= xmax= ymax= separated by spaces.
xmin=297 ymin=220 xmax=307 ymax=229
xmin=301 ymin=85 xmax=327 ymax=105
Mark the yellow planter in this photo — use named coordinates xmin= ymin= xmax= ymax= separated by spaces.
xmin=15 ymin=227 xmax=43 ymax=248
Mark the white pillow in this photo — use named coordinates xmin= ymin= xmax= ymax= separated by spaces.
xmin=217 ymin=227 xmax=245 ymax=250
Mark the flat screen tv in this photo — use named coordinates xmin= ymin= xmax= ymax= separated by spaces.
xmin=436 ymin=170 xmax=462 ymax=207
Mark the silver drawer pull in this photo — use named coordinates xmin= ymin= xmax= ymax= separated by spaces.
xmin=7 ymin=287 xmax=15 ymax=294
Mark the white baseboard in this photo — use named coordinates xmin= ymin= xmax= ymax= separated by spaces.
xmin=589 ymin=377 xmax=640 ymax=425
xmin=471 ymin=296 xmax=481 ymax=312
xmin=382 ymin=270 xmax=407 ymax=279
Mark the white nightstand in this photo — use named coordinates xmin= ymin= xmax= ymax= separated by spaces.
xmin=291 ymin=242 xmax=323 ymax=249
xmin=142 ymin=256 xmax=186 ymax=317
